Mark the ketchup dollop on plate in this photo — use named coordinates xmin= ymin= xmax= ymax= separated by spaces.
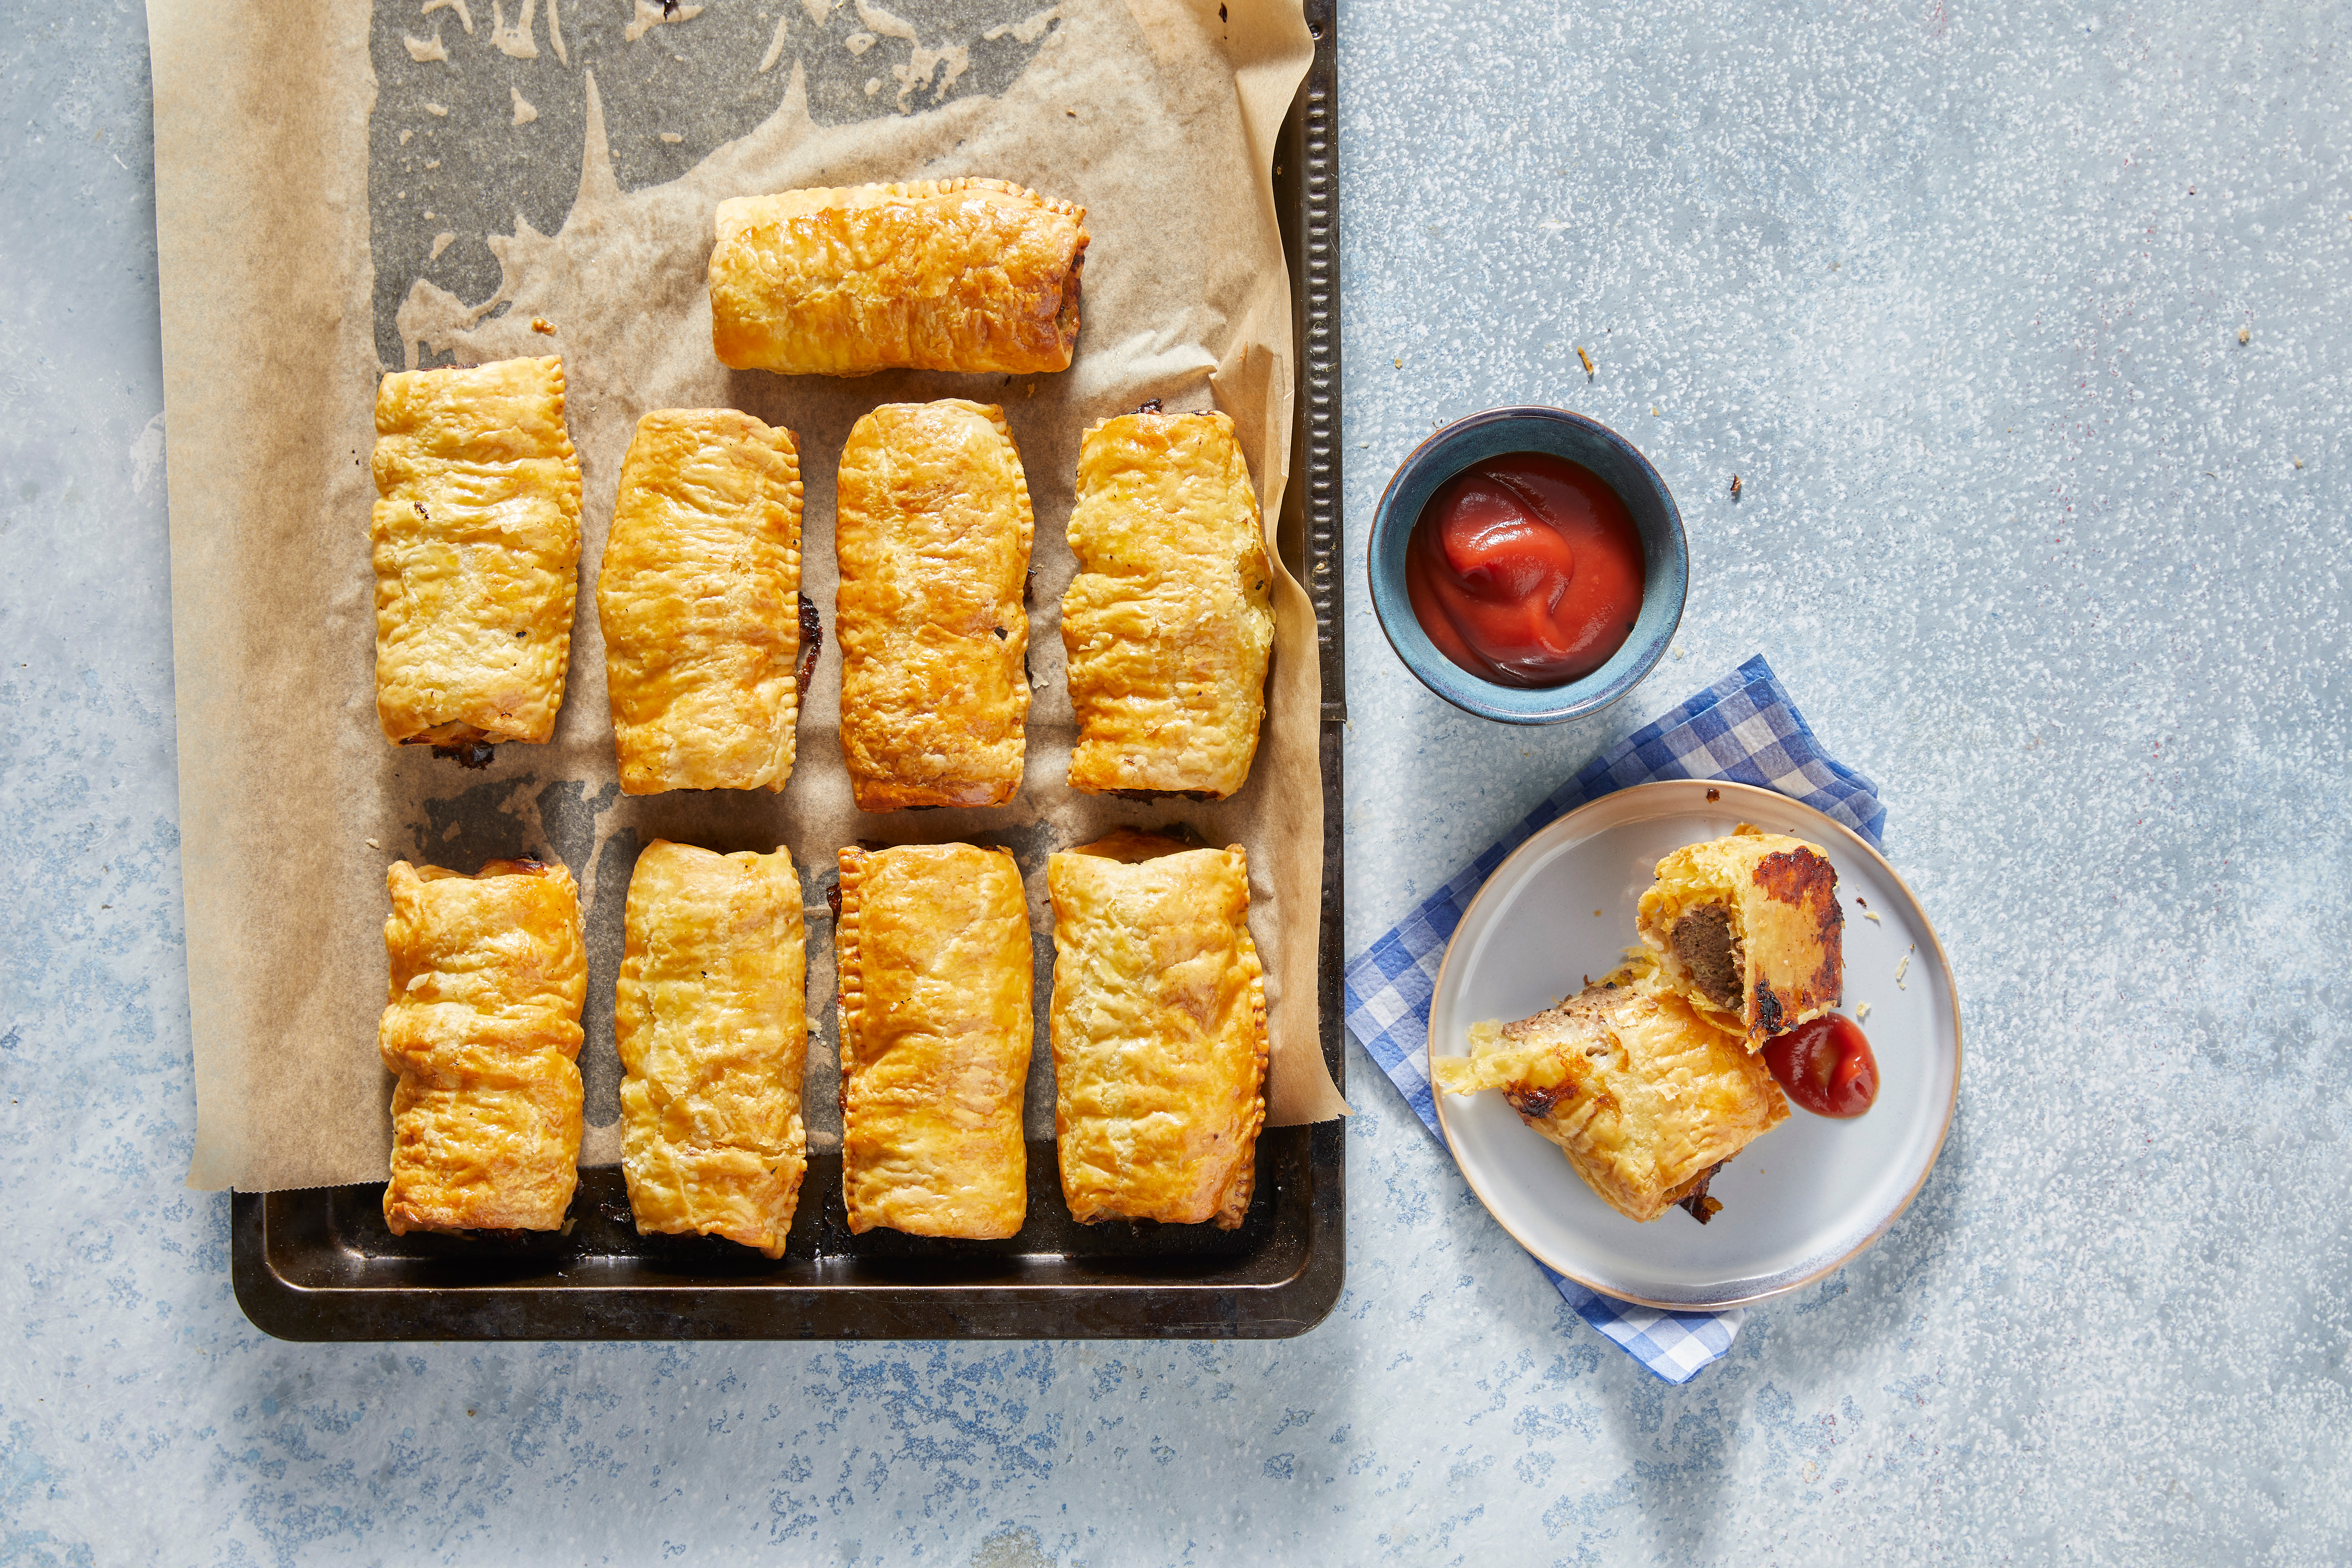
xmin=1404 ymin=451 xmax=1646 ymax=687
xmin=1762 ymin=1013 xmax=1880 ymax=1119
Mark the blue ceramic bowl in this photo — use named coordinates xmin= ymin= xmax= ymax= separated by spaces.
xmin=1367 ymin=405 xmax=1688 ymax=725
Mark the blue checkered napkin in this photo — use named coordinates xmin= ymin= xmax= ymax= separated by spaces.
xmin=1342 ymin=655 xmax=1885 ymax=1384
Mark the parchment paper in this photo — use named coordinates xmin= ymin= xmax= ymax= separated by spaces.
xmin=155 ymin=0 xmax=1348 ymax=1193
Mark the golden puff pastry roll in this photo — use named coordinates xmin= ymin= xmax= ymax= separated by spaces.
xmin=1046 ymin=830 xmax=1268 ymax=1229
xmin=371 ymin=356 xmax=582 ymax=752
xmin=1062 ymin=408 xmax=1276 ymax=800
xmin=379 ymin=858 xmax=586 ymax=1235
xmin=1636 ymin=825 xmax=1844 ymax=1049
xmin=1432 ymin=966 xmax=1789 ymax=1224
xmin=836 ymin=843 xmax=1034 ymax=1238
xmin=596 ymin=410 xmax=805 ymax=794
xmin=709 ymin=179 xmax=1088 ymax=376
xmin=615 ymin=840 xmax=809 ymax=1259
xmin=835 ymin=400 xmax=1034 ymax=812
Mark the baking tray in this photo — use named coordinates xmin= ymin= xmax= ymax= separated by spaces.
xmin=230 ymin=0 xmax=1346 ymax=1342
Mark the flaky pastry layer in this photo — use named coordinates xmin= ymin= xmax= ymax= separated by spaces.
xmin=371 ymin=356 xmax=581 ymax=746
xmin=1062 ymin=409 xmax=1275 ymax=799
xmin=710 ymin=179 xmax=1088 ymax=376
xmin=380 ymin=858 xmax=585 ymax=1235
xmin=1047 ymin=831 xmax=1268 ymax=1229
xmin=615 ymin=840 xmax=808 ymax=1258
xmin=597 ymin=409 xmax=804 ymax=794
xmin=1635 ymin=825 xmax=1844 ymax=1049
xmin=835 ymin=400 xmax=1034 ymax=812
xmin=837 ymin=843 xmax=1033 ymax=1239
xmin=1432 ymin=964 xmax=1788 ymax=1224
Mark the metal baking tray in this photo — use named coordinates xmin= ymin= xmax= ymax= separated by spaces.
xmin=230 ymin=1 xmax=1346 ymax=1341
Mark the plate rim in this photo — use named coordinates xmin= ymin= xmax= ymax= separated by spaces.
xmin=1427 ymin=779 xmax=1962 ymax=1312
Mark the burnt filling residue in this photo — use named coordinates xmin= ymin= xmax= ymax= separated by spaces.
xmin=1670 ymin=904 xmax=1743 ymax=1012
xmin=430 ymin=740 xmax=497 ymax=769
xmin=1506 ymin=1081 xmax=1573 ymax=1122
xmin=1134 ymin=397 xmax=1164 ymax=415
xmin=824 ymin=879 xmax=842 ymax=920
xmin=1677 ymin=1160 xmax=1728 ymax=1224
xmin=1106 ymin=787 xmax=1218 ymax=803
xmin=1022 ymin=567 xmax=1035 ymax=606
xmin=1753 ymin=978 xmax=1785 ymax=1036
xmin=796 ymin=592 xmax=823 ymax=697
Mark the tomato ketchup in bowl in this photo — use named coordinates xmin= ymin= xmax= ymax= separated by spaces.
xmin=1369 ymin=407 xmax=1686 ymax=724
xmin=1404 ymin=452 xmax=1647 ymax=688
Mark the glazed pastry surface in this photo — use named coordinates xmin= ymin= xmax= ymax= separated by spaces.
xmin=1047 ymin=830 xmax=1268 ymax=1229
xmin=1062 ymin=409 xmax=1275 ymax=799
xmin=613 ymin=840 xmax=807 ymax=1258
xmin=836 ymin=843 xmax=1033 ymax=1238
xmin=835 ymin=400 xmax=1033 ymax=812
xmin=379 ymin=858 xmax=586 ymax=1235
xmin=597 ymin=409 xmax=804 ymax=794
xmin=710 ymin=179 xmax=1088 ymax=376
xmin=1635 ymin=825 xmax=1844 ymax=1049
xmin=371 ymin=356 xmax=581 ymax=747
xmin=1431 ymin=964 xmax=1789 ymax=1224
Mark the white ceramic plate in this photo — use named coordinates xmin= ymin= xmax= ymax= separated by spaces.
xmin=1429 ymin=780 xmax=1960 ymax=1309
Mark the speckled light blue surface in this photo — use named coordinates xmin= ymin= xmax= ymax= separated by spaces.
xmin=4 ymin=1 xmax=2349 ymax=1562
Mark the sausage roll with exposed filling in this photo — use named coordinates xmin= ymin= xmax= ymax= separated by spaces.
xmin=1432 ymin=961 xmax=1789 ymax=1224
xmin=835 ymin=400 xmax=1033 ymax=812
xmin=597 ymin=409 xmax=804 ymax=794
xmin=836 ymin=843 xmax=1033 ymax=1238
xmin=372 ymin=356 xmax=581 ymax=755
xmin=1047 ymin=830 xmax=1268 ymax=1229
xmin=615 ymin=840 xmax=809 ymax=1259
xmin=1635 ymin=825 xmax=1844 ymax=1049
xmin=1062 ymin=408 xmax=1275 ymax=799
xmin=380 ymin=857 xmax=585 ymax=1235
xmin=710 ymin=179 xmax=1088 ymax=376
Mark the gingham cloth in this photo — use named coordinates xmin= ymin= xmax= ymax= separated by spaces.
xmin=1342 ymin=656 xmax=1885 ymax=1383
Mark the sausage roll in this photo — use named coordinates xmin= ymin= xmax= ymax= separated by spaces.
xmin=1636 ymin=826 xmax=1844 ymax=1049
xmin=380 ymin=857 xmax=585 ymax=1235
xmin=615 ymin=840 xmax=809 ymax=1259
xmin=1046 ymin=830 xmax=1267 ymax=1229
xmin=1432 ymin=963 xmax=1789 ymax=1225
xmin=835 ymin=400 xmax=1033 ymax=812
xmin=1062 ymin=409 xmax=1275 ymax=799
xmin=709 ymin=179 xmax=1088 ymax=376
xmin=371 ymin=356 xmax=582 ymax=750
xmin=596 ymin=410 xmax=804 ymax=794
xmin=836 ymin=843 xmax=1033 ymax=1238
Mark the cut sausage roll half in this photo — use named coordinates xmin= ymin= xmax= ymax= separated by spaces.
xmin=836 ymin=843 xmax=1034 ymax=1239
xmin=615 ymin=840 xmax=809 ymax=1259
xmin=380 ymin=857 xmax=586 ymax=1235
xmin=372 ymin=356 xmax=582 ymax=757
xmin=597 ymin=409 xmax=805 ymax=794
xmin=710 ymin=179 xmax=1088 ymax=376
xmin=1062 ymin=407 xmax=1275 ymax=800
xmin=1432 ymin=963 xmax=1789 ymax=1225
xmin=835 ymin=399 xmax=1034 ymax=812
xmin=1046 ymin=830 xmax=1268 ymax=1229
xmin=1635 ymin=825 xmax=1843 ymax=1049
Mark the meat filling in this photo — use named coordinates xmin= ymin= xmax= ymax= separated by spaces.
xmin=1670 ymin=904 xmax=1744 ymax=1012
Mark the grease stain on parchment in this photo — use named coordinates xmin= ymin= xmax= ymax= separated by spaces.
xmin=368 ymin=0 xmax=1063 ymax=368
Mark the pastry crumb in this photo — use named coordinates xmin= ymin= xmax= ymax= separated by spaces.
xmin=1856 ymin=1001 xmax=1872 ymax=1024
xmin=366 ymin=838 xmax=381 ymax=850
xmin=532 ymin=316 xmax=556 ymax=335
xmin=1894 ymin=952 xmax=1911 ymax=989
xmin=1729 ymin=474 xmax=1742 ymax=499
xmin=1576 ymin=345 xmax=1595 ymax=376
xmin=1862 ymin=909 xmax=1881 ymax=923
xmin=2237 ymin=326 xmax=2250 ymax=344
